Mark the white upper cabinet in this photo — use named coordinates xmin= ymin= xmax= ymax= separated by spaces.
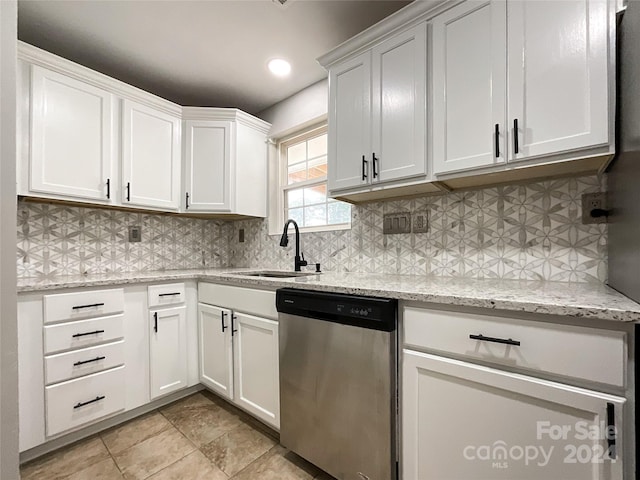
xmin=328 ymin=52 xmax=372 ymax=192
xmin=182 ymin=108 xmax=270 ymax=217
xmin=122 ymin=100 xmax=181 ymax=210
xmin=326 ymin=22 xmax=428 ymax=194
xmin=30 ymin=65 xmax=113 ymax=202
xmin=507 ymin=0 xmax=609 ymax=161
xmin=371 ymin=22 xmax=427 ymax=183
xmin=432 ymin=1 xmax=507 ymax=174
xmin=183 ymin=120 xmax=232 ymax=212
xmin=433 ymin=0 xmax=611 ymax=175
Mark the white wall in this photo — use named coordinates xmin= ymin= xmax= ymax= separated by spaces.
xmin=257 ymin=78 xmax=328 ymax=138
xmin=257 ymin=78 xmax=329 ymax=235
xmin=0 ymin=1 xmax=19 ymax=478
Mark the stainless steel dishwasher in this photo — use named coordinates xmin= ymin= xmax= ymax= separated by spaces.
xmin=276 ymin=288 xmax=398 ymax=480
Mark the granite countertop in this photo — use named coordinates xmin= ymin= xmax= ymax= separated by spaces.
xmin=17 ymin=268 xmax=640 ymax=323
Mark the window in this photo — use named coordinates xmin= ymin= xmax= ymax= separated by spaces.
xmin=279 ymin=124 xmax=351 ymax=231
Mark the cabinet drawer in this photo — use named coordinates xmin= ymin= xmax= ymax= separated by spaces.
xmin=44 ymin=340 xmax=124 ymax=385
xmin=44 ymin=314 xmax=124 ymax=354
xmin=148 ymin=283 xmax=185 ymax=308
xmin=45 ymin=366 xmax=125 ymax=437
xmin=44 ymin=289 xmax=124 ymax=324
xmin=403 ymin=307 xmax=626 ymax=387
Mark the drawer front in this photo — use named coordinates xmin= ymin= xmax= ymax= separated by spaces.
xmin=403 ymin=306 xmax=626 ymax=387
xmin=44 ymin=314 xmax=124 ymax=354
xmin=148 ymin=283 xmax=185 ymax=308
xmin=44 ymin=340 xmax=125 ymax=385
xmin=44 ymin=289 xmax=124 ymax=324
xmin=45 ymin=365 xmax=125 ymax=437
xmin=198 ymin=283 xmax=277 ymax=319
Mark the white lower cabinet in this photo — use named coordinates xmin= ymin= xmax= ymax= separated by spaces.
xmin=198 ymin=303 xmax=234 ymax=399
xmin=45 ymin=366 xmax=126 ymax=437
xmin=198 ymin=300 xmax=279 ymax=429
xmin=149 ymin=305 xmax=188 ymax=400
xmin=402 ymin=350 xmax=624 ymax=480
xmin=232 ymin=312 xmax=279 ymax=427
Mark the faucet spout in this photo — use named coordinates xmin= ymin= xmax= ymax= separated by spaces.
xmin=280 ymin=219 xmax=308 ymax=271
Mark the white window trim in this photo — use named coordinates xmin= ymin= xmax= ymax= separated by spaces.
xmin=268 ymin=122 xmax=351 ymax=236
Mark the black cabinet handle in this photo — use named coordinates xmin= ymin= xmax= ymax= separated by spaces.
xmin=106 ymin=179 xmax=110 ymax=199
xmin=72 ymin=330 xmax=105 ymax=338
xmin=513 ymin=119 xmax=519 ymax=154
xmin=158 ymin=292 xmax=181 ymax=297
xmin=185 ymin=192 xmax=190 ymax=209
xmin=469 ymin=334 xmax=521 ymax=346
xmin=607 ymin=402 xmax=617 ymax=459
xmin=153 ymin=311 xmax=158 ymax=333
xmin=372 ymin=152 xmax=378 ymax=178
xmin=221 ymin=311 xmax=228 ymax=333
xmin=362 ymin=155 xmax=368 ymax=181
xmin=126 ymin=182 xmax=131 ymax=201
xmin=73 ymin=356 xmax=106 ymax=367
xmin=74 ymin=395 xmax=105 ymax=409
xmin=494 ymin=124 xmax=500 ymax=158
xmin=231 ymin=314 xmax=238 ymax=336
xmin=72 ymin=303 xmax=105 ymax=310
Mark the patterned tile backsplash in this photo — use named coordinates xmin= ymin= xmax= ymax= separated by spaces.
xmin=17 ymin=175 xmax=607 ymax=283
xmin=17 ymin=201 xmax=232 ymax=279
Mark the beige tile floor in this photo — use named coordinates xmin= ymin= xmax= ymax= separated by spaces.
xmin=21 ymin=391 xmax=335 ymax=480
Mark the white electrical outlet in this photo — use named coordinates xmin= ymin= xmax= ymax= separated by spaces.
xmin=581 ymin=192 xmax=607 ymax=224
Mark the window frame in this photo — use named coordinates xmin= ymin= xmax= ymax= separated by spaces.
xmin=275 ymin=123 xmax=351 ymax=234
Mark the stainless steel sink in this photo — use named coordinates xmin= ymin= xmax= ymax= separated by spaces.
xmin=236 ymin=270 xmax=316 ymax=278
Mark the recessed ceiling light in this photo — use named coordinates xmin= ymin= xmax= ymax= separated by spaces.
xmin=268 ymin=59 xmax=291 ymax=77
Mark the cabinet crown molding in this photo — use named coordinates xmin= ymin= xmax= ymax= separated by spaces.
xmin=182 ymin=107 xmax=271 ymax=134
xmin=317 ymin=0 xmax=452 ymax=68
xmin=18 ymin=41 xmax=182 ymax=117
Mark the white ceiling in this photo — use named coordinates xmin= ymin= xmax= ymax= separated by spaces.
xmin=18 ymin=0 xmax=411 ymax=115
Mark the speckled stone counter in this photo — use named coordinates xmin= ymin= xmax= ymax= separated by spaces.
xmin=17 ymin=269 xmax=640 ymax=323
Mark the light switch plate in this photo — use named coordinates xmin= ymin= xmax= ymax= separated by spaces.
xmin=413 ymin=212 xmax=429 ymax=233
xmin=128 ymin=226 xmax=142 ymax=242
xmin=383 ymin=212 xmax=411 ymax=234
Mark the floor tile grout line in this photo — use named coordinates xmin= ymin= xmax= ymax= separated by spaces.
xmin=226 ymin=443 xmax=278 ymax=479
xmin=100 ymin=408 xmax=173 ymax=458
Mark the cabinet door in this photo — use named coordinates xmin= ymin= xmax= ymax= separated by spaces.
xmin=183 ymin=120 xmax=232 ymax=212
xmin=122 ymin=100 xmax=181 ymax=210
xmin=328 ymin=52 xmax=372 ymax=192
xmin=198 ymin=303 xmax=233 ymax=400
xmin=403 ymin=350 xmax=624 ymax=480
xmin=232 ymin=312 xmax=279 ymax=429
xmin=149 ymin=306 xmax=187 ymax=400
xmin=507 ymin=0 xmax=609 ymax=161
xmin=432 ymin=0 xmax=507 ymax=174
xmin=371 ymin=23 xmax=427 ymax=183
xmin=30 ymin=65 xmax=113 ymax=201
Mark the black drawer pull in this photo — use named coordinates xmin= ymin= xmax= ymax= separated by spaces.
xmin=73 ymin=356 xmax=106 ymax=367
xmin=72 ymin=303 xmax=105 ymax=310
xmin=494 ymin=124 xmax=500 ymax=158
xmin=126 ymin=182 xmax=131 ymax=201
xmin=74 ymin=395 xmax=105 ymax=409
xmin=607 ymin=402 xmax=617 ymax=459
xmin=158 ymin=292 xmax=181 ymax=297
xmin=513 ymin=118 xmax=519 ymax=154
xmin=72 ymin=330 xmax=105 ymax=338
xmin=185 ymin=192 xmax=190 ymax=209
xmin=470 ymin=334 xmax=521 ymax=346
xmin=221 ymin=311 xmax=228 ymax=333
xmin=106 ymin=178 xmax=111 ymax=199
xmin=154 ymin=311 xmax=158 ymax=333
